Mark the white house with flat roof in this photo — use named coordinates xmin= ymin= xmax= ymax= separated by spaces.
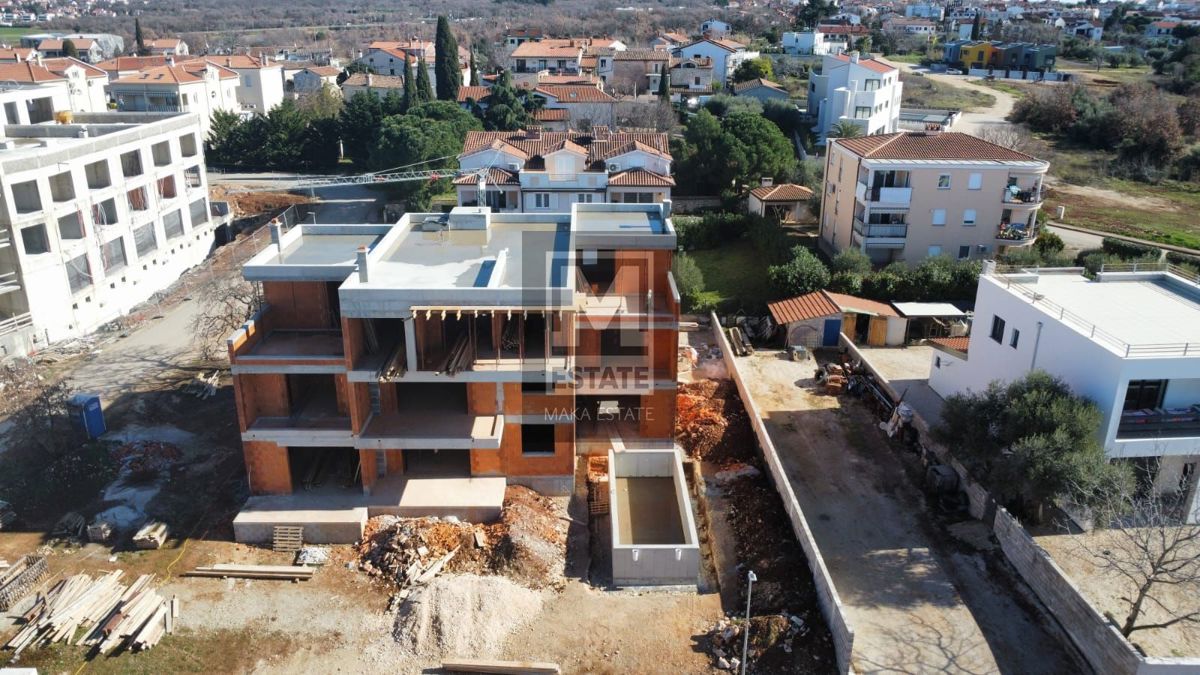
xmin=930 ymin=262 xmax=1200 ymax=520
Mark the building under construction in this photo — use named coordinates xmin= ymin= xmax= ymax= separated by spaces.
xmin=227 ymin=202 xmax=681 ymax=546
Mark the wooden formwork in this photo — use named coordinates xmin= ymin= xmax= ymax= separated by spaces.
xmin=0 ymin=555 xmax=49 ymax=610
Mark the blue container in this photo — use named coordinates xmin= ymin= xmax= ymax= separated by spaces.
xmin=68 ymin=393 xmax=106 ymax=439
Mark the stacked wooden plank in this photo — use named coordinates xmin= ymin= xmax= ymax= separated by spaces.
xmin=185 ymin=564 xmax=315 ymax=581
xmin=725 ymin=326 xmax=754 ymax=357
xmin=3 ymin=572 xmax=175 ymax=657
xmin=133 ymin=521 xmax=169 ymax=550
xmin=0 ymin=555 xmax=49 ymax=611
xmin=439 ymin=334 xmax=472 ymax=375
xmin=272 ymin=526 xmax=304 ymax=553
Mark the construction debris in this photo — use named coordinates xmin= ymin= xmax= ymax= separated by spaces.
xmin=703 ymin=614 xmax=812 ymax=671
xmin=183 ymin=370 xmax=221 ymax=399
xmin=442 ymin=658 xmax=561 ymax=674
xmin=295 ymin=547 xmax=330 ymax=566
xmin=725 ymin=325 xmax=754 ymax=357
xmin=133 ymin=521 xmax=169 ymax=550
xmin=185 ymin=564 xmax=316 ymax=581
xmin=3 ymin=572 xmax=174 ymax=657
xmin=676 ymin=380 xmax=756 ymax=466
xmin=87 ymin=520 xmax=114 ymax=543
xmin=50 ymin=512 xmax=86 ymax=540
xmin=0 ymin=555 xmax=49 ymax=611
xmin=110 ymin=440 xmax=183 ymax=473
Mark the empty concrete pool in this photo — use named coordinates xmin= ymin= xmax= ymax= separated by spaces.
xmin=609 ymin=448 xmax=700 ymax=586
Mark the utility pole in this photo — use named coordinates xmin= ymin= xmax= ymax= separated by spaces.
xmin=741 ymin=570 xmax=757 ymax=675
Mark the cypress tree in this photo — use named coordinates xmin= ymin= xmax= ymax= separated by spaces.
xmin=135 ymin=19 xmax=147 ymax=56
xmin=415 ymin=54 xmax=434 ymax=103
xmin=402 ymin=55 xmax=417 ymax=111
xmin=657 ymin=71 xmax=670 ymax=99
xmin=434 ymin=16 xmax=462 ymax=101
xmin=469 ymin=48 xmax=480 ymax=86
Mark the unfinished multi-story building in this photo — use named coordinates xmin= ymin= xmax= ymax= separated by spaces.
xmin=228 ymin=203 xmax=681 ymax=546
xmin=0 ymin=111 xmax=227 ymax=357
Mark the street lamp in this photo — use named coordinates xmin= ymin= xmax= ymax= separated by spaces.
xmin=741 ymin=570 xmax=757 ymax=675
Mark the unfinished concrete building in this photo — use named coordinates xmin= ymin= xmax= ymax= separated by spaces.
xmin=228 ymin=203 xmax=682 ymax=548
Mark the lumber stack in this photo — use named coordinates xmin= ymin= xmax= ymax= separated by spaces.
xmin=2 ymin=572 xmax=175 ymax=657
xmin=725 ymin=326 xmax=754 ymax=357
xmin=133 ymin=521 xmax=169 ymax=550
xmin=442 ymin=658 xmax=561 ymax=674
xmin=185 ymin=564 xmax=316 ymax=581
xmin=0 ymin=555 xmax=49 ymax=611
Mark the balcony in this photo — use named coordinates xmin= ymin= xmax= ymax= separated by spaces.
xmin=996 ymin=224 xmax=1037 ymax=246
xmin=1002 ymin=187 xmax=1043 ymax=205
xmin=868 ymin=186 xmax=912 ymax=206
xmin=357 ymin=413 xmax=504 ymax=450
xmin=243 ymin=415 xmax=354 ymax=446
xmin=853 ymin=219 xmax=908 ymax=239
xmin=1118 ymin=405 xmax=1200 ymax=440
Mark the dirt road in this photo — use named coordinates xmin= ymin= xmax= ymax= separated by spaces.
xmin=880 ymin=59 xmax=1017 ymax=135
xmin=737 ymin=350 xmax=1085 ymax=674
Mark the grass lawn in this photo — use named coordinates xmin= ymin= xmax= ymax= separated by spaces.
xmin=975 ymin=79 xmax=1027 ymax=98
xmin=885 ymin=53 xmax=927 ymax=65
xmin=687 ymin=239 xmax=773 ymax=313
xmin=0 ymin=26 xmax=34 ymax=41
xmin=901 ymin=73 xmax=996 ymax=111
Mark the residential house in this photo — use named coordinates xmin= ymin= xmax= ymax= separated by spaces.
xmin=0 ymin=47 xmax=38 ymax=62
xmin=734 ymin=78 xmax=789 ymax=102
xmin=358 ymin=39 xmax=471 ymax=89
xmin=1146 ymin=20 xmax=1180 ymax=39
xmin=460 ymin=84 xmax=617 ymax=129
xmin=600 ymin=48 xmax=670 ymax=95
xmin=0 ymin=111 xmax=227 ymax=357
xmin=678 ymin=38 xmax=759 ymax=86
xmin=782 ymin=30 xmax=845 ymax=56
xmin=669 ymin=56 xmax=714 ymax=93
xmin=454 ymin=128 xmax=673 ymax=212
xmin=959 ymin=41 xmax=1001 ymax=69
xmin=341 ymin=72 xmax=405 ymax=100
xmin=819 ymin=131 xmax=1050 ymax=265
xmin=211 ymin=55 xmax=285 ymax=115
xmin=808 ymin=52 xmax=902 ymax=145
xmin=22 ymin=33 xmax=123 ymax=61
xmin=0 ymin=62 xmax=71 ymax=124
xmin=651 ymin=32 xmax=692 ymax=51
xmin=93 ymin=55 xmax=173 ymax=81
xmin=107 ymin=62 xmax=240 ymax=135
xmin=929 ymin=262 xmax=1200 ymax=522
xmin=748 ymin=181 xmax=813 ymax=222
xmin=905 ymin=3 xmax=945 ymax=20
xmin=700 ymin=19 xmax=730 ymax=38
xmin=36 ymin=38 xmax=103 ymax=63
xmin=503 ymin=29 xmax=546 ymax=53
xmin=882 ymin=17 xmax=938 ymax=39
xmin=292 ymin=66 xmax=342 ymax=96
xmin=146 ymin=38 xmax=189 ymax=56
xmin=42 ymin=57 xmax=109 ymax=113
xmin=814 ymin=23 xmax=871 ymax=52
xmin=509 ymin=39 xmax=586 ymax=75
xmin=1065 ymin=20 xmax=1104 ymax=42
xmin=225 ymin=202 xmax=684 ymax=548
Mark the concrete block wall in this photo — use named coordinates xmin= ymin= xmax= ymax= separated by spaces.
xmin=713 ymin=313 xmax=855 ymax=674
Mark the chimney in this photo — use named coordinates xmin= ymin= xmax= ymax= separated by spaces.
xmin=849 ymin=51 xmax=860 ymax=64
xmin=760 ymin=177 xmax=773 ymax=187
xmin=356 ymin=246 xmax=370 ymax=283
xmin=526 ymin=125 xmax=541 ymax=139
xmin=269 ymin=221 xmax=282 ymax=254
xmin=166 ymin=56 xmax=174 ymax=67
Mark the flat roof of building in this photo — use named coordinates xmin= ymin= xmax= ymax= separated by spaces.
xmin=998 ymin=267 xmax=1200 ymax=355
xmin=271 ymin=233 xmax=383 ymax=266
xmin=0 ymin=112 xmax=199 ymax=168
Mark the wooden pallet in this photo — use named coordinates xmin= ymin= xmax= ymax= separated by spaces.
xmin=272 ymin=526 xmax=304 ymax=553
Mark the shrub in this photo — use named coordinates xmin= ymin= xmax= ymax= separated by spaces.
xmin=672 ymin=253 xmax=706 ymax=300
xmin=829 ymin=249 xmax=873 ymax=275
xmin=1033 ymin=231 xmax=1065 ymax=257
xmin=1101 ymin=236 xmax=1159 ymax=260
xmin=746 ymin=215 xmax=793 ymax=264
xmin=674 ymin=212 xmax=748 ymax=251
xmin=1166 ymin=251 xmax=1200 ymax=268
xmin=828 ymin=271 xmax=863 ymax=295
xmin=767 ymin=246 xmax=830 ymax=298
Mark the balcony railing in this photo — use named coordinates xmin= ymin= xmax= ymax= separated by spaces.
xmin=996 ymin=224 xmax=1036 ymax=241
xmin=1118 ymin=405 xmax=1200 ymax=440
xmin=869 ymin=186 xmax=912 ymax=205
xmin=854 ymin=219 xmax=908 ymax=238
xmin=1002 ymin=187 xmax=1043 ymax=204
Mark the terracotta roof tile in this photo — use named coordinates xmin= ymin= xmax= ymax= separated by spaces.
xmin=829 ymin=53 xmax=897 ymax=74
xmin=461 ymin=130 xmax=671 ymax=167
xmin=768 ymin=291 xmax=842 ymax=324
xmin=342 ymin=72 xmax=405 ymax=89
xmin=832 ymin=132 xmax=1041 ymax=162
xmin=734 ymin=77 xmax=786 ymax=93
xmin=930 ymin=336 xmax=970 ymax=354
xmin=41 ymin=57 xmax=107 ymax=78
xmin=535 ymin=85 xmax=616 ymax=103
xmin=825 ymin=292 xmax=899 ymax=317
xmin=511 ymin=42 xmax=584 ymax=59
xmin=750 ymin=183 xmax=813 ymax=202
xmin=452 ymin=167 xmax=520 ymax=185
xmin=0 ymin=61 xmax=65 ymax=83
xmin=608 ymin=168 xmax=675 ymax=187
xmin=457 ymin=85 xmax=491 ymax=102
xmin=533 ymin=108 xmax=570 ymax=121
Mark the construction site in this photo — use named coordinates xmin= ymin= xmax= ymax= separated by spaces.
xmin=0 ymin=195 xmax=839 ymax=673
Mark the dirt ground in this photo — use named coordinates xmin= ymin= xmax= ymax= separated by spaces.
xmin=1045 ymin=181 xmax=1180 ymax=214
xmin=1037 ymin=531 xmax=1200 ymax=658
xmin=736 ymin=349 xmax=1086 ymax=674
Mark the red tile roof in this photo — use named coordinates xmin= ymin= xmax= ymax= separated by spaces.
xmin=930 ymin=336 xmax=970 ymax=354
xmin=608 ymin=168 xmax=675 ymax=187
xmin=342 ymin=73 xmax=405 ymax=89
xmin=817 ymin=24 xmax=871 ymax=35
xmin=533 ymin=108 xmax=570 ymax=121
xmin=457 ymin=86 xmax=491 ymax=102
xmin=511 ymin=42 xmax=583 ymax=59
xmin=38 ymin=38 xmax=95 ymax=51
xmin=41 ymin=57 xmax=107 ymax=78
xmin=826 ymin=292 xmax=899 ymax=317
xmin=452 ymin=167 xmax=520 ymax=186
xmin=461 ymin=130 xmax=671 ymax=167
xmin=535 ymin=85 xmax=616 ymax=103
xmin=750 ymin=183 xmax=813 ymax=202
xmin=832 ymin=132 xmax=1040 ymax=162
xmin=94 ymin=55 xmax=172 ymax=72
xmin=829 ymin=53 xmax=897 ymax=74
xmin=0 ymin=61 xmax=65 ymax=83
xmin=733 ymin=77 xmax=787 ymax=93
xmin=768 ymin=291 xmax=842 ymax=324
xmin=0 ymin=47 xmax=35 ymax=62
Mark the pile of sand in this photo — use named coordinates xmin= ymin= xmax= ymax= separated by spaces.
xmin=392 ymin=573 xmax=544 ymax=660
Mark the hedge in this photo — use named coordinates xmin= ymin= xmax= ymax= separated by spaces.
xmin=1101 ymin=236 xmax=1159 ymax=261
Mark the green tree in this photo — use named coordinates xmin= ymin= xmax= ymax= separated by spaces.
xmin=62 ymin=39 xmax=78 ymax=59
xmin=657 ymin=71 xmax=670 ymax=99
xmin=338 ymin=92 xmax=383 ymax=167
xmin=407 ymin=100 xmax=483 ymax=139
xmin=260 ymin=100 xmax=309 ymax=167
xmin=731 ymin=56 xmax=774 ymax=83
xmin=434 ymin=15 xmax=462 ymax=101
xmin=672 ymin=253 xmax=706 ymax=302
xmin=134 ymin=19 xmax=148 ymax=56
xmin=204 ymin=109 xmax=244 ymax=164
xmin=971 ymin=14 xmax=982 ymax=40
xmin=297 ymin=83 xmax=344 ymax=118
xmin=1033 ymin=231 xmax=1065 ymax=258
xmin=670 ymin=109 xmax=728 ymax=195
xmin=829 ymin=249 xmax=872 ymax=275
xmin=767 ymin=246 xmax=830 ymax=297
xmin=795 ymin=0 xmax=835 ymax=29
xmin=469 ymin=48 xmax=480 ymax=86
xmin=415 ymin=56 xmax=434 ymax=104
xmin=721 ymin=112 xmax=797 ymax=190
xmin=479 ymin=70 xmax=530 ymax=130
xmin=935 ymin=371 xmax=1133 ymax=518
xmin=402 ymin=55 xmax=417 ymax=112
xmin=300 ymin=116 xmax=341 ymax=169
xmin=381 ymin=89 xmax=406 ymax=117
xmin=370 ymin=114 xmax=465 ymax=209
xmin=829 ymin=120 xmax=863 ymax=138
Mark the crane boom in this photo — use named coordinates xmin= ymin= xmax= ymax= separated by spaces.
xmin=227 ymin=168 xmax=467 ymax=193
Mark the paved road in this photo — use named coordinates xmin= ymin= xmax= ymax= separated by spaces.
xmin=737 ymin=350 xmax=1085 ymax=675
xmin=1044 ymin=224 xmax=1103 ymax=252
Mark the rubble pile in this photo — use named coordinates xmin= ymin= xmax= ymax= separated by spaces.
xmin=676 ymin=380 xmax=756 ymax=465
xmin=704 ymin=614 xmax=815 ymax=672
xmin=494 ymin=486 xmax=569 ymax=589
xmin=110 ymin=441 xmax=183 ymax=473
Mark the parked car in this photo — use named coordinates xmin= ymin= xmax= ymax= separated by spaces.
xmin=946 ymin=68 xmax=963 ymax=75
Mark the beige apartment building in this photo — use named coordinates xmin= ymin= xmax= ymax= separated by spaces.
xmin=820 ymin=131 xmax=1049 ymax=265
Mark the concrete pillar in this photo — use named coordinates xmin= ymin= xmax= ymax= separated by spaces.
xmin=404 ymin=316 xmax=418 ymax=372
xmin=356 ymin=245 xmax=369 ymax=283
xmin=359 ymin=449 xmax=377 ymax=495
xmin=1187 ymin=461 xmax=1200 ymax=525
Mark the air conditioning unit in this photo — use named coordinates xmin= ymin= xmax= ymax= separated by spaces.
xmin=507 ymin=162 xmax=520 ymax=172
xmin=608 ymin=163 xmax=619 ymax=172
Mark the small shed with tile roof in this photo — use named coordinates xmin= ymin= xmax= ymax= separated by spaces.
xmin=748 ymin=182 xmax=813 ymax=222
xmin=767 ymin=290 xmax=844 ymax=348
